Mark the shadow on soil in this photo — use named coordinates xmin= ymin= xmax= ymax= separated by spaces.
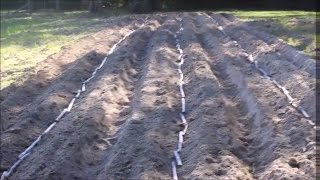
xmin=241 ymin=19 xmax=316 ymax=58
xmin=1 ymin=50 xmax=105 ymax=130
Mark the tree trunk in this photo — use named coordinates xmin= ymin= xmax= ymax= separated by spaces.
xmin=44 ymin=0 xmax=47 ymax=9
xmin=27 ymin=0 xmax=34 ymax=13
xmin=89 ymin=0 xmax=98 ymax=13
xmin=55 ymin=0 xmax=60 ymax=10
xmin=143 ymin=0 xmax=152 ymax=13
xmin=151 ymin=0 xmax=161 ymax=10
xmin=82 ymin=0 xmax=88 ymax=9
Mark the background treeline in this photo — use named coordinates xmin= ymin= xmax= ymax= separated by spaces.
xmin=174 ymin=0 xmax=316 ymax=11
xmin=0 ymin=0 xmax=317 ymax=12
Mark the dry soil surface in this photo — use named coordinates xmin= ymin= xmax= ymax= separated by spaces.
xmin=0 ymin=12 xmax=316 ymax=180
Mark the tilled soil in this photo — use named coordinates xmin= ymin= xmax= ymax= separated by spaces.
xmin=0 ymin=12 xmax=316 ymax=180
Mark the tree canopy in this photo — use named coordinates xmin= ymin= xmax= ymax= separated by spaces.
xmin=0 ymin=0 xmax=316 ymax=12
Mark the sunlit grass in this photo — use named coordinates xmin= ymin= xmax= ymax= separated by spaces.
xmin=228 ymin=10 xmax=316 ymax=19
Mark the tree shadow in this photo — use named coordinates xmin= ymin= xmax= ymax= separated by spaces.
xmin=242 ymin=18 xmax=316 ymax=57
xmin=2 ymin=17 xmax=180 ymax=179
xmin=0 ymin=14 xmax=155 ymax=173
xmin=0 ymin=50 xmax=109 ymax=172
xmin=0 ymin=11 xmax=154 ymax=132
xmin=1 ymin=13 xmax=136 ymax=48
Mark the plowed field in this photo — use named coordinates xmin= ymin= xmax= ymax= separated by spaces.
xmin=1 ymin=12 xmax=316 ymax=180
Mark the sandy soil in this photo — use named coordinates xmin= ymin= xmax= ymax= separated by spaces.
xmin=0 ymin=12 xmax=316 ymax=180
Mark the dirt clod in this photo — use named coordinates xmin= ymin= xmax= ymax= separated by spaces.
xmin=215 ymin=169 xmax=227 ymax=176
xmin=288 ymin=158 xmax=300 ymax=168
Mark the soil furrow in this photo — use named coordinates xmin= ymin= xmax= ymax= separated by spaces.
xmin=0 ymin=15 xmax=145 ymax=131
xmin=1 ymin=15 xmax=167 ymax=177
xmin=7 ymin=15 xmax=179 ymax=179
xmin=0 ymin=15 xmax=148 ymax=153
xmin=216 ymin=12 xmax=316 ymax=74
xmin=7 ymin=16 xmax=166 ymax=180
xmin=208 ymin=13 xmax=316 ymax=121
xmin=194 ymin=13 xmax=315 ymax=179
xmin=0 ymin=12 xmax=315 ymax=180
xmin=208 ymin=12 xmax=315 ymax=72
xmin=95 ymin=16 xmax=181 ymax=180
xmin=172 ymin=14 xmax=253 ymax=180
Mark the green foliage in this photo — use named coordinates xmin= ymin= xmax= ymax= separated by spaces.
xmin=228 ymin=10 xmax=315 ymax=19
xmin=162 ymin=0 xmax=176 ymax=10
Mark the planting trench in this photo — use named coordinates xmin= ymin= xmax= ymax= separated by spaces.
xmin=0 ymin=12 xmax=315 ymax=180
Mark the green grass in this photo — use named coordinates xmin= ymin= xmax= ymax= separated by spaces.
xmin=0 ymin=11 xmax=120 ymax=89
xmin=220 ymin=11 xmax=317 ymax=58
xmin=228 ymin=10 xmax=315 ymax=19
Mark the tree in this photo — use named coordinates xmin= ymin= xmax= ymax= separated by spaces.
xmin=27 ymin=0 xmax=34 ymax=13
xmin=43 ymin=0 xmax=47 ymax=9
xmin=151 ymin=0 xmax=161 ymax=10
xmin=128 ymin=0 xmax=162 ymax=13
xmin=89 ymin=0 xmax=99 ymax=13
xmin=55 ymin=0 xmax=60 ymax=10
